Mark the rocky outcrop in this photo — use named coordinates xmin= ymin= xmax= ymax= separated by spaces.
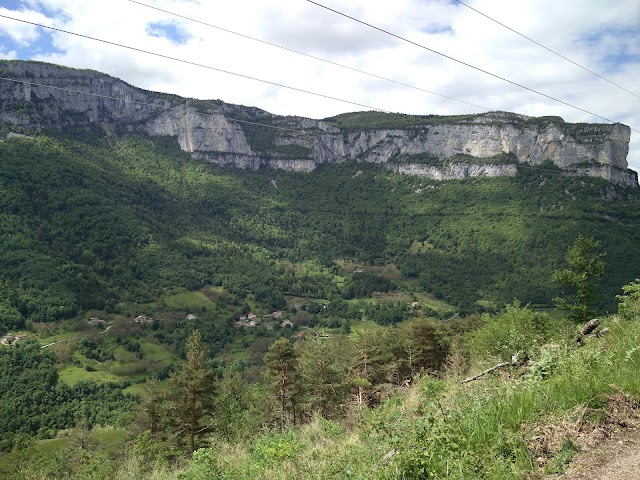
xmin=146 ymin=106 xmax=253 ymax=155
xmin=0 ymin=60 xmax=636 ymax=187
xmin=388 ymin=162 xmax=519 ymax=180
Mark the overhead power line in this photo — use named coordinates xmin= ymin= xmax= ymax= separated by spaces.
xmin=0 ymin=13 xmax=392 ymax=115
xmin=453 ymin=0 xmax=640 ymax=100
xmin=127 ymin=0 xmax=491 ymax=112
xmin=0 ymin=76 xmax=325 ymax=138
xmin=305 ymin=0 xmax=640 ymax=135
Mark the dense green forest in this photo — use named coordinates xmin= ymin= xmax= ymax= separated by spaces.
xmin=1 ymin=130 xmax=640 ymax=334
xmin=0 ymin=342 xmax=134 ymax=451
xmin=1 ymin=125 xmax=640 ymax=478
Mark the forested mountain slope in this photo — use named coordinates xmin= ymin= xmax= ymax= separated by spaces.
xmin=1 ymin=130 xmax=640 ymax=333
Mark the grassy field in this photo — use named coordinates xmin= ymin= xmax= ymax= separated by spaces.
xmin=163 ymin=290 xmax=214 ymax=310
xmin=0 ymin=427 xmax=128 ymax=476
xmin=58 ymin=365 xmax=124 ymax=384
xmin=335 ymin=260 xmax=403 ymax=281
xmin=58 ymin=339 xmax=176 ymax=385
xmin=409 ymin=240 xmax=434 ymax=253
xmin=349 ymin=318 xmax=383 ymax=334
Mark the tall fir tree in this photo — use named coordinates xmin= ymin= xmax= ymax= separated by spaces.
xmin=263 ymin=338 xmax=301 ymax=429
xmin=167 ymin=330 xmax=216 ymax=454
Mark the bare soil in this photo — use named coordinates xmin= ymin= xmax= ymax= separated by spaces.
xmin=559 ymin=426 xmax=640 ymax=480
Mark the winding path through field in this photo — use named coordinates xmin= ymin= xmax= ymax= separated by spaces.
xmin=40 ymin=324 xmax=114 ymax=349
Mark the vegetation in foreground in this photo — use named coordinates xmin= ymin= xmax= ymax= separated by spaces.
xmin=2 ymin=280 xmax=639 ymax=479
xmin=1 ymin=125 xmax=640 ymax=478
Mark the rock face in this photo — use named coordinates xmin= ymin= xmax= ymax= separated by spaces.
xmin=0 ymin=60 xmax=636 ymax=188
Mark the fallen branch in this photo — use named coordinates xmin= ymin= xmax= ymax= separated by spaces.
xmin=575 ymin=318 xmax=601 ymax=345
xmin=580 ymin=318 xmax=600 ymax=335
xmin=461 ymin=357 xmax=516 ymax=384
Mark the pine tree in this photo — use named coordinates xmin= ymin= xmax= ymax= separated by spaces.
xmin=263 ymin=338 xmax=301 ymax=429
xmin=299 ymin=338 xmax=348 ymax=419
xmin=167 ymin=330 xmax=216 ymax=454
xmin=133 ymin=378 xmax=165 ymax=440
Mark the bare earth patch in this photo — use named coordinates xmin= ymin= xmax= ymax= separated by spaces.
xmin=536 ymin=391 xmax=640 ymax=480
xmin=558 ymin=426 xmax=640 ymax=480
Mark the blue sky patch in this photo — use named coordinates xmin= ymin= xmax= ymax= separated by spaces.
xmin=581 ymin=26 xmax=640 ymax=73
xmin=1 ymin=0 xmax=66 ymax=18
xmin=422 ymin=25 xmax=454 ymax=35
xmin=0 ymin=29 xmax=62 ymax=59
xmin=0 ymin=0 xmax=24 ymax=10
xmin=146 ymin=21 xmax=191 ymax=45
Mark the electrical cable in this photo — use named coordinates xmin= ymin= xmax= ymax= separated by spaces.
xmin=0 ymin=13 xmax=393 ymax=115
xmin=452 ymin=0 xmax=640 ymax=100
xmin=305 ymin=0 xmax=640 ymax=134
xmin=126 ymin=0 xmax=491 ymax=112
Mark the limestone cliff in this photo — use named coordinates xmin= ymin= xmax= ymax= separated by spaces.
xmin=0 ymin=60 xmax=636 ymax=188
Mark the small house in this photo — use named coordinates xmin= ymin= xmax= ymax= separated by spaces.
xmin=272 ymin=311 xmax=284 ymax=319
xmin=13 ymin=333 xmax=28 ymax=343
xmin=0 ymin=333 xmax=13 ymax=345
xmin=281 ymin=319 xmax=294 ymax=328
xmin=133 ymin=315 xmax=152 ymax=324
xmin=88 ymin=317 xmax=105 ymax=327
xmin=186 ymin=314 xmax=198 ymax=321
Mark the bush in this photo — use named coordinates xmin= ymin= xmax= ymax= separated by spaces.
xmin=249 ymin=430 xmax=304 ymax=466
xmin=467 ymin=302 xmax=553 ymax=362
xmin=617 ymin=279 xmax=640 ymax=320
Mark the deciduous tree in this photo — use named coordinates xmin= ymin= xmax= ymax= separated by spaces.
xmin=553 ymin=235 xmax=605 ymax=322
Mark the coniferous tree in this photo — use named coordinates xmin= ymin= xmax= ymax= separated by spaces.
xmin=407 ymin=319 xmax=450 ymax=373
xmin=167 ymin=330 xmax=216 ymax=454
xmin=263 ymin=338 xmax=301 ymax=429
xmin=133 ymin=378 xmax=166 ymax=440
xmin=299 ymin=338 xmax=349 ymax=419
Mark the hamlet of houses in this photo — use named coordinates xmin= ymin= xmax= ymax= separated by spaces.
xmin=1 ymin=332 xmax=29 ymax=345
xmin=235 ymin=311 xmax=291 ymax=329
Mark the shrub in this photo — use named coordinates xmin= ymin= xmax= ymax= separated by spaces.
xmin=467 ymin=301 xmax=550 ymax=362
xmin=617 ymin=279 xmax=640 ymax=320
xmin=249 ymin=430 xmax=304 ymax=466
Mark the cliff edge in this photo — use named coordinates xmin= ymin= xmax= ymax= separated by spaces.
xmin=0 ymin=60 xmax=636 ymax=188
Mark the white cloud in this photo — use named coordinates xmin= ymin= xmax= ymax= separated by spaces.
xmin=0 ymin=7 xmax=51 ymax=44
xmin=1 ymin=0 xmax=639 ymax=170
xmin=0 ymin=49 xmax=17 ymax=60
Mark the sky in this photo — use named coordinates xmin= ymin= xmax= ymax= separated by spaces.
xmin=0 ymin=0 xmax=639 ymax=171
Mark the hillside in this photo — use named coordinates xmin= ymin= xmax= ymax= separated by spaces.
xmin=1 ymin=130 xmax=640 ymax=332
xmin=2 ymin=61 xmax=640 ymax=478
xmin=2 ymin=288 xmax=640 ymax=479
